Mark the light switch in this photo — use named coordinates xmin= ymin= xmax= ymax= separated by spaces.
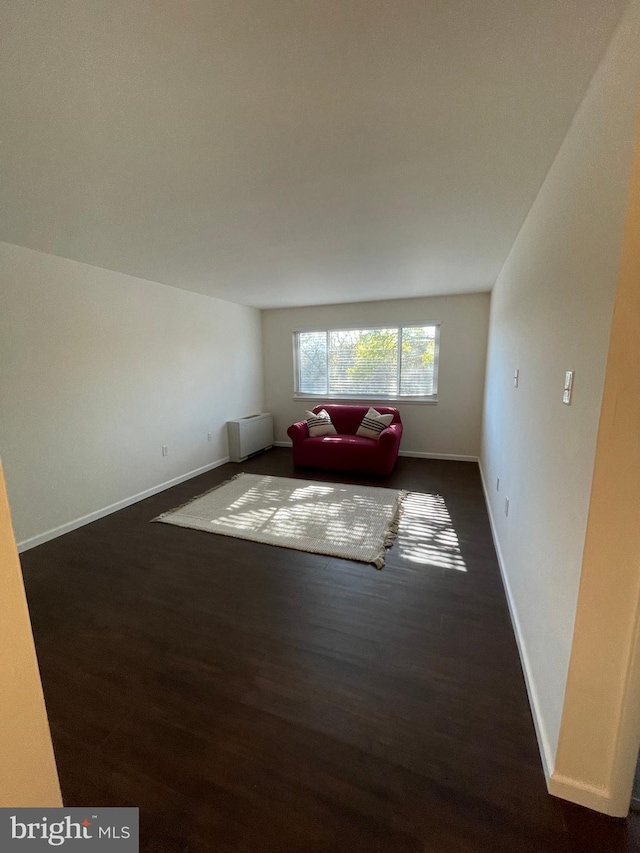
xmin=563 ymin=370 xmax=574 ymax=405
xmin=513 ymin=368 xmax=519 ymax=388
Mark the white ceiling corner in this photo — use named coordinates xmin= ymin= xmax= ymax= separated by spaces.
xmin=0 ymin=0 xmax=629 ymax=308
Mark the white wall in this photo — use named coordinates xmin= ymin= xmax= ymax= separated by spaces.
xmin=0 ymin=241 xmax=263 ymax=546
xmin=551 ymin=111 xmax=640 ymax=815
xmin=263 ymin=294 xmax=490 ymax=458
xmin=480 ymin=0 xmax=640 ymax=777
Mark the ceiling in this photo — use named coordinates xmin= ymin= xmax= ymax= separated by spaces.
xmin=0 ymin=0 xmax=628 ymax=309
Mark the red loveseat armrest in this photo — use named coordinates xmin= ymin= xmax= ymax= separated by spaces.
xmin=378 ymin=422 xmax=403 ymax=451
xmin=287 ymin=420 xmax=309 ymax=444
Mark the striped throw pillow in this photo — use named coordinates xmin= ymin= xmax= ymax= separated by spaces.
xmin=305 ymin=409 xmax=337 ymax=437
xmin=356 ymin=407 xmax=394 ymax=440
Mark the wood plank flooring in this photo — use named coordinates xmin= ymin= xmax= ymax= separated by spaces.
xmin=19 ymin=451 xmax=640 ymax=852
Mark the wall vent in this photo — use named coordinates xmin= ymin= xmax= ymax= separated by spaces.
xmin=227 ymin=413 xmax=274 ymax=462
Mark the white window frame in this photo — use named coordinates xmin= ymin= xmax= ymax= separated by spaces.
xmin=292 ymin=323 xmax=440 ymax=404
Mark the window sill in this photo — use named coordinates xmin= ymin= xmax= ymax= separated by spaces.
xmin=292 ymin=395 xmax=438 ymax=406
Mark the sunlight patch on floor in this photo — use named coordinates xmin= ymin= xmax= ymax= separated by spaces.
xmin=398 ymin=492 xmax=467 ymax=571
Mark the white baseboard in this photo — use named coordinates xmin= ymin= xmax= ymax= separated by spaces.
xmin=17 ymin=456 xmax=230 ymax=553
xmin=478 ymin=461 xmax=555 ymax=782
xmin=273 ymin=441 xmax=477 ymax=463
xmin=398 ymin=450 xmax=478 ymax=462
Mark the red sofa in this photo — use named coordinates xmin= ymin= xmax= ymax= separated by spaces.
xmin=287 ymin=404 xmax=403 ymax=475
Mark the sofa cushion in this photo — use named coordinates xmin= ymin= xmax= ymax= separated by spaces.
xmin=305 ymin=409 xmax=337 ymax=437
xmin=312 ymin=404 xmax=400 ymax=435
xmin=304 ymin=434 xmax=376 ymax=449
xmin=356 ymin=407 xmax=394 ymax=440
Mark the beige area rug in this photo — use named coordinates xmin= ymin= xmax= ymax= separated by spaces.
xmin=153 ymin=473 xmax=407 ymax=568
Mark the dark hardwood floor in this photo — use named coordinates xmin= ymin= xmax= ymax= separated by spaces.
xmin=19 ymin=450 xmax=640 ymax=852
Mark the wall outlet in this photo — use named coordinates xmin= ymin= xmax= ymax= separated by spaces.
xmin=496 ymin=477 xmax=500 ymax=492
xmin=505 ymin=496 xmax=510 ymax=517
xmin=207 ymin=433 xmax=213 ymax=442
xmin=162 ymin=445 xmax=169 ymax=456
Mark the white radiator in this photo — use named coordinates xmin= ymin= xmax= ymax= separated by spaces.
xmin=227 ymin=413 xmax=274 ymax=462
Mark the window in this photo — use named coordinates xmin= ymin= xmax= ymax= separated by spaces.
xmin=293 ymin=324 xmax=439 ymax=401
